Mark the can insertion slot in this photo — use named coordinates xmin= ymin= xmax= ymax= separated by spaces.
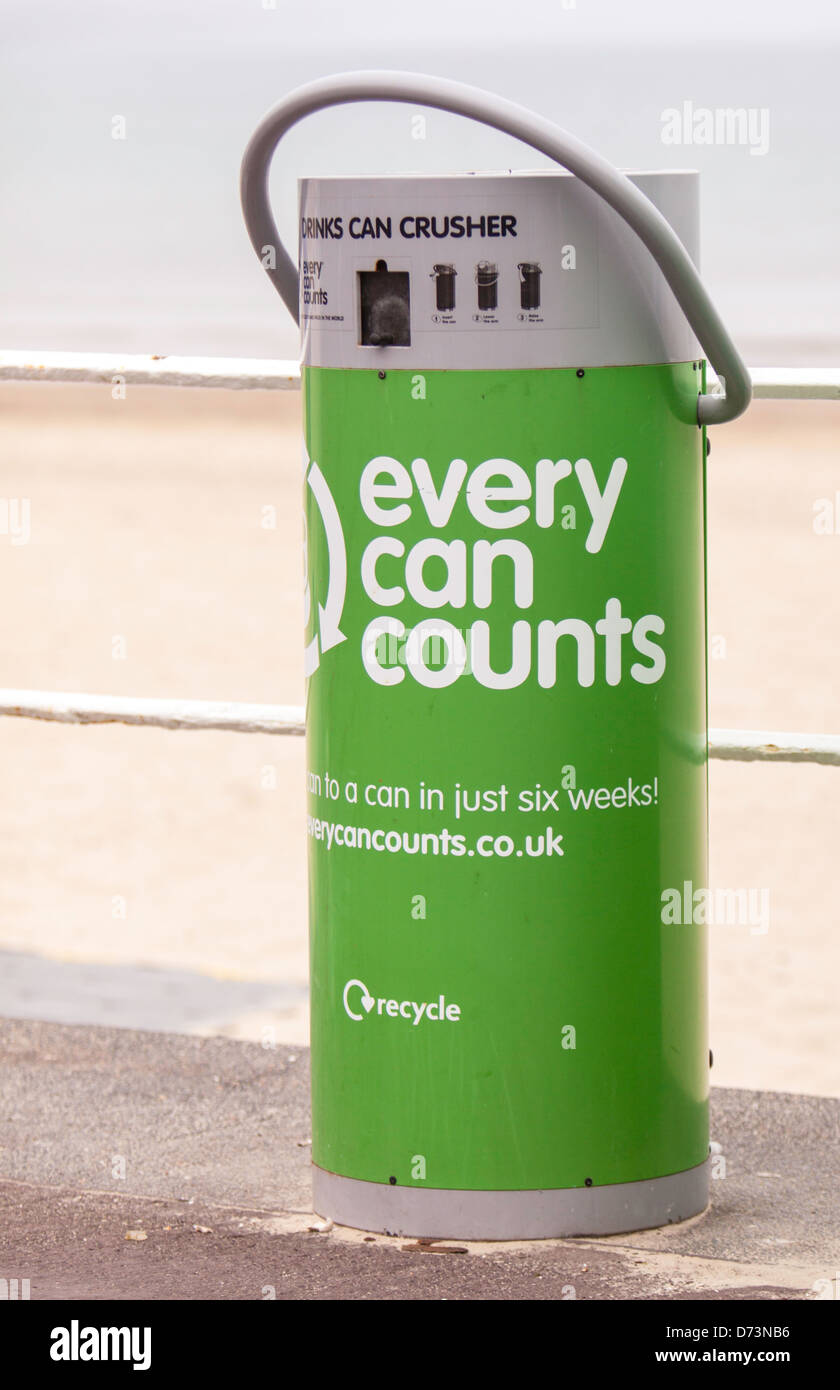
xmin=358 ymin=260 xmax=411 ymax=346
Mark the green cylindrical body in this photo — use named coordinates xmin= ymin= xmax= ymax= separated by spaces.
xmin=301 ymin=172 xmax=709 ymax=1238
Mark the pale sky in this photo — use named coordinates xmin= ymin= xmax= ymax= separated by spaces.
xmin=291 ymin=0 xmax=840 ymax=45
xmin=6 ymin=0 xmax=840 ymax=49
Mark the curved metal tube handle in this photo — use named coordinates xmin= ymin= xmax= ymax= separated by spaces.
xmin=240 ymin=70 xmax=751 ymax=425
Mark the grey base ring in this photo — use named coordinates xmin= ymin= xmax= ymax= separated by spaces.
xmin=312 ymin=1161 xmax=709 ymax=1240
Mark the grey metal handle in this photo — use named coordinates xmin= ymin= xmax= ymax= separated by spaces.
xmin=240 ymin=70 xmax=751 ymax=425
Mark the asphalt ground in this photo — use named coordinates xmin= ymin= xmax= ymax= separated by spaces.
xmin=0 ymin=1019 xmax=836 ymax=1300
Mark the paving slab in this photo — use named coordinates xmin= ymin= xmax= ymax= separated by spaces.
xmin=0 ymin=1019 xmax=836 ymax=1300
xmin=0 ymin=949 xmax=307 ymax=1036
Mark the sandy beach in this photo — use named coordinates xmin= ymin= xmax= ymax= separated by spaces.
xmin=0 ymin=380 xmax=838 ymax=1098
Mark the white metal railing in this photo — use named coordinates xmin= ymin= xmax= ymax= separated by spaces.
xmin=0 ymin=691 xmax=838 ymax=764
xmin=0 ymin=690 xmax=305 ymax=737
xmin=0 ymin=350 xmax=301 ymax=391
xmin=2 ymin=350 xmax=840 ymax=399
xmin=2 ymin=349 xmax=838 ymax=764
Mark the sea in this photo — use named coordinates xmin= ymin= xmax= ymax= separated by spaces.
xmin=2 ymin=3 xmax=838 ymax=366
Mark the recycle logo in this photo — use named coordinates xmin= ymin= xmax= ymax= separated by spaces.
xmin=342 ymin=978 xmax=462 ymax=1026
xmin=303 ymin=449 xmax=347 ymax=677
xmin=342 ymin=978 xmax=375 ymax=1022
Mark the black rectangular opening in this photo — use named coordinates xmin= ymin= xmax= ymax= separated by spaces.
xmin=358 ymin=264 xmax=411 ymax=347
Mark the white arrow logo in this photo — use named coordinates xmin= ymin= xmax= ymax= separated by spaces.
xmin=304 ymin=457 xmax=347 ymax=676
xmin=343 ymin=978 xmax=375 ymax=1022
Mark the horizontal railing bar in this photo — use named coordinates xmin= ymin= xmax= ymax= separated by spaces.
xmin=0 ymin=691 xmax=304 ymax=736
xmin=708 ymin=728 xmax=840 ymax=764
xmin=2 ymin=351 xmax=840 ymax=400
xmin=747 ymin=367 xmax=840 ymax=400
xmin=1 ymin=690 xmax=839 ymax=762
xmin=0 ymin=350 xmax=300 ymax=391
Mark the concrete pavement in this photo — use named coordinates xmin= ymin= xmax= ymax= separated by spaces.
xmin=0 ymin=1019 xmax=836 ymax=1300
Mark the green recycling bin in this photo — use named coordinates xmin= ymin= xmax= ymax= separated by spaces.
xmin=241 ymin=71 xmax=751 ymax=1238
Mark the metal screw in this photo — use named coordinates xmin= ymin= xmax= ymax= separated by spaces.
xmin=576 ymin=368 xmax=585 ymax=379
xmin=378 ymin=370 xmax=387 ymax=380
xmin=584 ymin=1177 xmax=593 ymax=1187
xmin=388 ymin=1175 xmax=397 ymax=1185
